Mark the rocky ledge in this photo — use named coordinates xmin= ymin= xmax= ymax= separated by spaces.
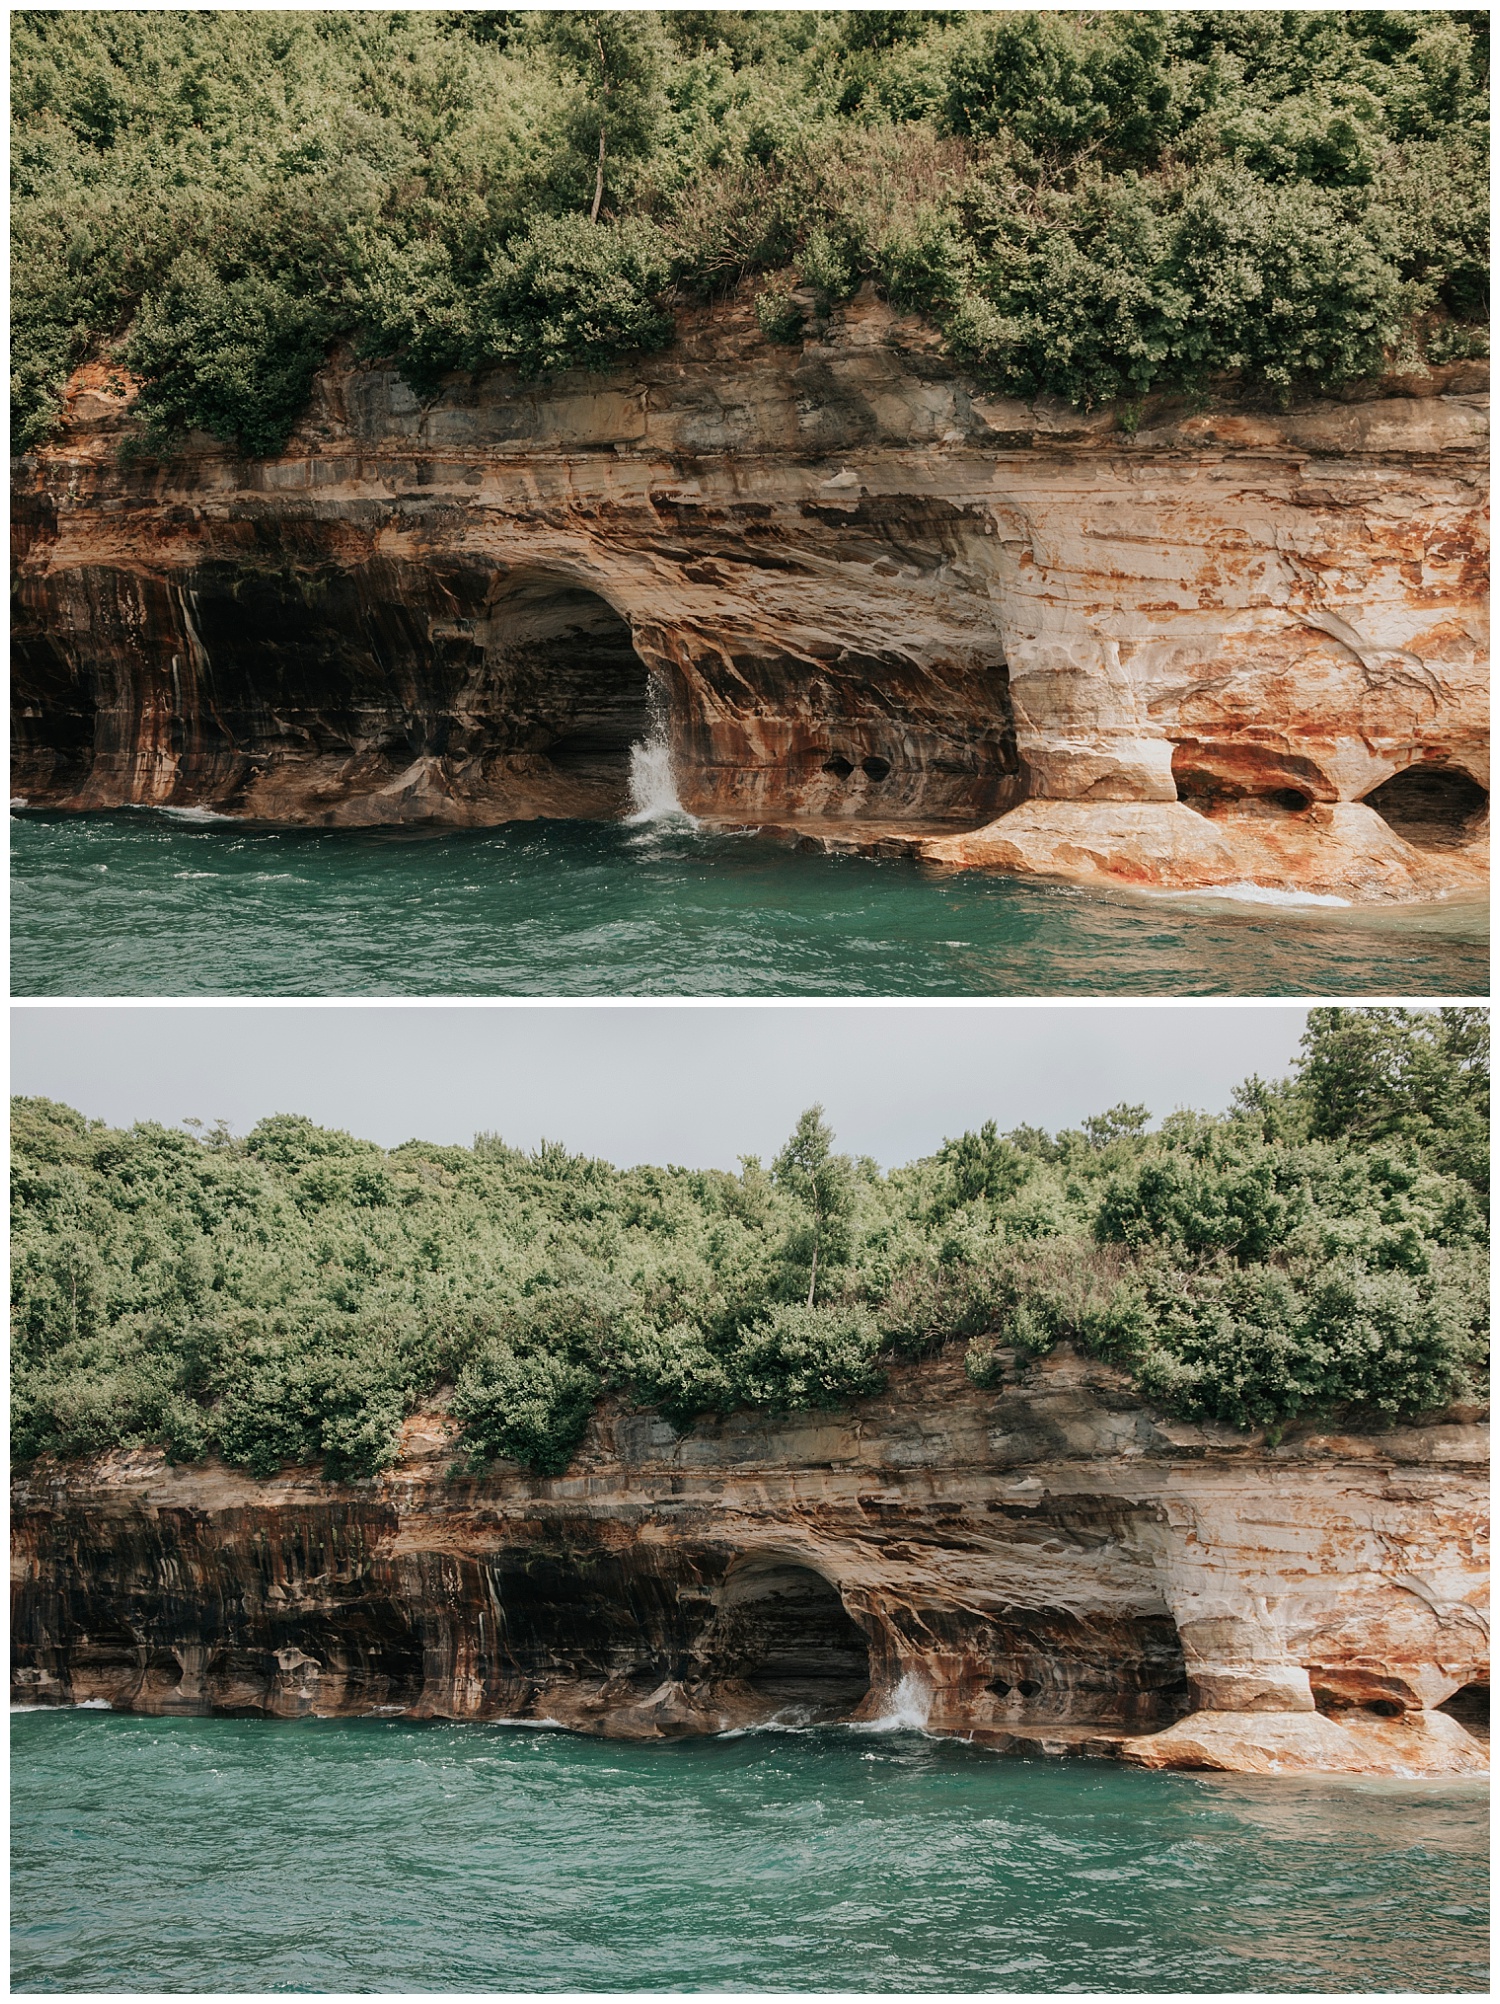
xmin=12 ymin=1349 xmax=1488 ymax=1777
xmin=12 ymin=295 xmax=1488 ymax=905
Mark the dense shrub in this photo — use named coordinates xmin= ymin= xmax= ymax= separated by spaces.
xmin=452 ymin=1345 xmax=601 ymax=1477
xmin=724 ymin=1303 xmax=886 ymax=1413
xmin=12 ymin=10 xmax=1488 ymax=453
xmin=1135 ymin=1259 xmax=1481 ymax=1430
xmin=10 ymin=1010 xmax=1488 ymax=1477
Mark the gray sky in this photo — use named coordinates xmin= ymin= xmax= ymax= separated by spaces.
xmin=11 ymin=1004 xmax=1312 ymax=1168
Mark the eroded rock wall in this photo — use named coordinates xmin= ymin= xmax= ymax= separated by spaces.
xmin=11 ymin=296 xmax=1488 ymax=900
xmin=12 ymin=1350 xmax=1487 ymax=1776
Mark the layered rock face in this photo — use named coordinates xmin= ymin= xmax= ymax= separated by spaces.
xmin=12 ymin=1350 xmax=1487 ymax=1777
xmin=12 ymin=298 xmax=1488 ymax=901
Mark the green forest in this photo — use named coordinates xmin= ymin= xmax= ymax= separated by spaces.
xmin=13 ymin=8 xmax=1489 ymax=455
xmin=11 ymin=1009 xmax=1488 ymax=1481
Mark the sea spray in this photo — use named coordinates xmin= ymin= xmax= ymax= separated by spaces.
xmin=626 ymin=685 xmax=697 ymax=827
xmin=858 ymin=1670 xmax=934 ymax=1733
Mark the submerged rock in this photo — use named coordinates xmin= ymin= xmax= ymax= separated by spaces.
xmin=11 ymin=1349 xmax=1487 ymax=1777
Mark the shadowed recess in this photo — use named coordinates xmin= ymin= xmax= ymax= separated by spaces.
xmin=1362 ymin=765 xmax=1488 ymax=850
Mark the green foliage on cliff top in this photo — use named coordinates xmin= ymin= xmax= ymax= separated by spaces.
xmin=12 ymin=9 xmax=1489 ymax=453
xmin=11 ymin=1010 xmax=1487 ymax=1480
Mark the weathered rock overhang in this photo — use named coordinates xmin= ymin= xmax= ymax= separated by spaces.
xmin=12 ymin=1350 xmax=1488 ymax=1777
xmin=10 ymin=296 xmax=1489 ymax=900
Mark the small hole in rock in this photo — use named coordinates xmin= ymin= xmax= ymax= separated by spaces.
xmin=987 ymin=1679 xmax=1012 ymax=1697
xmin=1363 ymin=1699 xmax=1404 ymax=1717
xmin=822 ymin=757 xmax=854 ymax=779
xmin=861 ymin=756 xmax=891 ymax=780
xmin=1015 ymin=1678 xmax=1041 ymax=1698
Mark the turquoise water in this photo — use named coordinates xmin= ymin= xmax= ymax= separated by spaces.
xmin=11 ymin=1710 xmax=1488 ymax=1993
xmin=10 ymin=811 xmax=1488 ymax=996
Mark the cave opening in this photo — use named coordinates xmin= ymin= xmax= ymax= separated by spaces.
xmin=1437 ymin=1683 xmax=1489 ymax=1742
xmin=1360 ymin=765 xmax=1488 ymax=849
xmin=1171 ymin=745 xmax=1313 ymax=817
xmin=715 ymin=1555 xmax=871 ymax=1721
xmin=25 ymin=559 xmax=663 ymax=820
xmin=488 ymin=575 xmax=654 ymax=789
xmin=10 ymin=626 xmax=98 ymax=802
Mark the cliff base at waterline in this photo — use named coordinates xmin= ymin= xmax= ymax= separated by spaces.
xmin=13 ymin=1350 xmax=1487 ymax=1778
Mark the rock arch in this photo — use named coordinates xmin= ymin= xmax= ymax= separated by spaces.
xmin=707 ymin=1552 xmax=872 ymax=1721
xmin=477 ymin=567 xmax=655 ymax=796
xmin=11 ymin=556 xmax=664 ymax=825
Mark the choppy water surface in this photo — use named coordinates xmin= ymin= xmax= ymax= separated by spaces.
xmin=11 ymin=811 xmax=1487 ymax=995
xmin=11 ymin=1710 xmax=1488 ymax=1993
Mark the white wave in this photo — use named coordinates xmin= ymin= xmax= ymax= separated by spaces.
xmin=853 ymin=1672 xmax=935 ymax=1733
xmin=1143 ymin=882 xmax=1351 ymax=909
xmin=10 ymin=796 xmax=30 ymax=809
xmin=156 ymin=805 xmax=239 ymax=825
xmin=716 ymin=1719 xmax=818 ymax=1739
xmin=11 ymin=1698 xmax=113 ymax=1711
xmin=625 ymin=685 xmax=698 ymax=828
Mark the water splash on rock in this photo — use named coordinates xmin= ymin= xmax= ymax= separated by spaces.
xmin=626 ymin=685 xmax=697 ymax=827
xmin=858 ymin=1672 xmax=934 ymax=1733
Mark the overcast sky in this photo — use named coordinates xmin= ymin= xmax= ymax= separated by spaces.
xmin=12 ymin=1004 xmax=1313 ymax=1168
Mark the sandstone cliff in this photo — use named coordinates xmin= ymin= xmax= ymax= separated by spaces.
xmin=12 ymin=295 xmax=1488 ymax=903
xmin=12 ymin=1348 xmax=1487 ymax=1778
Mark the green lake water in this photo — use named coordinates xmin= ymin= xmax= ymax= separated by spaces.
xmin=10 ymin=811 xmax=1488 ymax=997
xmin=10 ymin=1710 xmax=1488 ymax=1993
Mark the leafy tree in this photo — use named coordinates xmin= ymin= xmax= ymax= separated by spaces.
xmin=452 ymin=1343 xmax=600 ymax=1476
xmin=725 ymin=1302 xmax=886 ymax=1411
xmin=1082 ymin=1103 xmax=1151 ymax=1150
xmin=539 ymin=11 xmax=669 ymax=222
xmin=934 ymin=1119 xmax=1027 ymax=1209
xmin=1293 ymin=1006 xmax=1489 ymax=1190
xmin=771 ymin=1105 xmax=857 ymax=1307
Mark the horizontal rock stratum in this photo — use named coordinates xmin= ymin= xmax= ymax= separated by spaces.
xmin=12 ymin=1349 xmax=1488 ymax=1778
xmin=12 ymin=293 xmax=1489 ymax=904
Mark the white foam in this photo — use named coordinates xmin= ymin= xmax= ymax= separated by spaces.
xmin=854 ymin=1671 xmax=935 ymax=1734
xmin=625 ymin=685 xmax=698 ymax=828
xmin=10 ymin=796 xmax=29 ymax=809
xmin=1144 ymin=882 xmax=1352 ymax=909
xmin=11 ymin=1699 xmax=113 ymax=1711
xmin=157 ymin=805 xmax=239 ymax=825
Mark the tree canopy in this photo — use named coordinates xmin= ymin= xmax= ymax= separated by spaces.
xmin=12 ymin=9 xmax=1489 ymax=454
xmin=12 ymin=1009 xmax=1487 ymax=1479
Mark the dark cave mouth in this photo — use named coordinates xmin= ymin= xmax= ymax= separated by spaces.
xmin=716 ymin=1558 xmax=872 ymax=1720
xmin=502 ymin=583 xmax=654 ymax=782
xmin=1360 ymin=765 xmax=1488 ymax=850
xmin=1437 ymin=1682 xmax=1489 ymax=1742
xmin=12 ymin=562 xmax=661 ymax=807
